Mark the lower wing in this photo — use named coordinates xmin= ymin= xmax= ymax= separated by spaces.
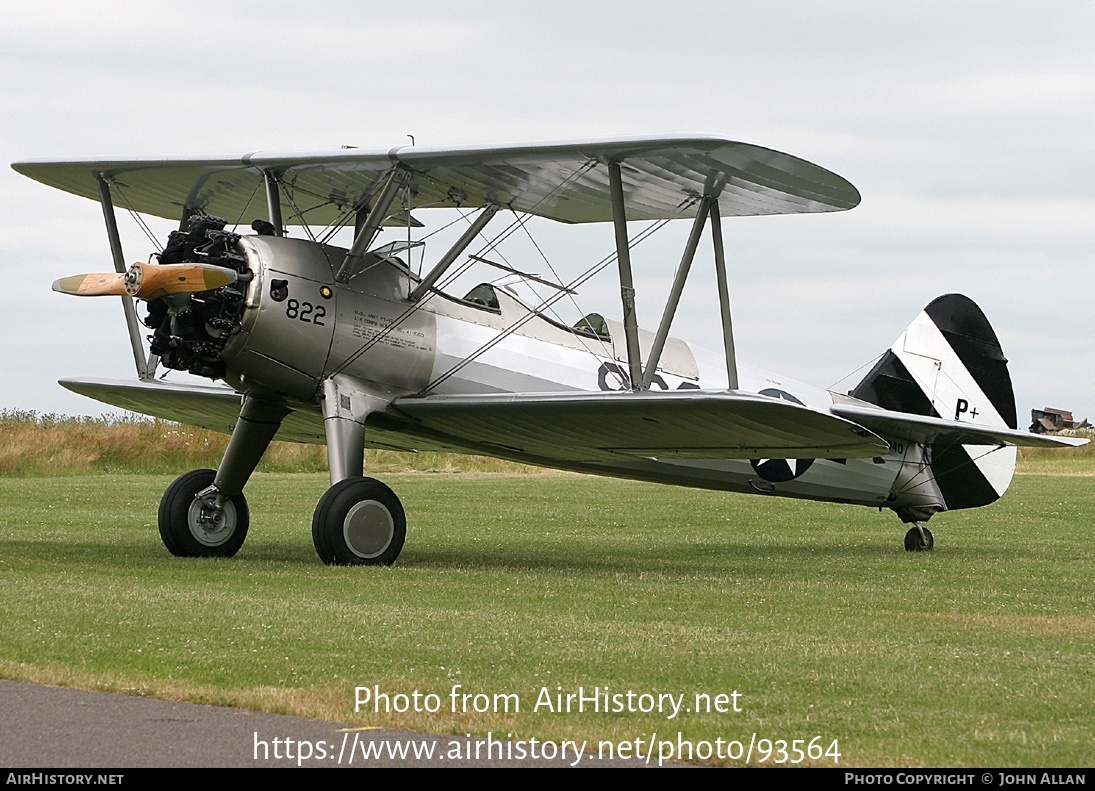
xmin=61 ymin=378 xmax=892 ymax=462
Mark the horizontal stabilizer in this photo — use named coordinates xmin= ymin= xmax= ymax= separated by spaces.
xmin=832 ymin=402 xmax=1088 ymax=448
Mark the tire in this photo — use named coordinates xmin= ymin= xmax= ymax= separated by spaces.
xmin=904 ymin=525 xmax=934 ymax=552
xmin=158 ymin=469 xmax=249 ymax=558
xmin=312 ymin=477 xmax=406 ymax=566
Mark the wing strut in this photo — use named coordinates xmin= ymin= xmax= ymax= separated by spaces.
xmin=709 ymin=201 xmax=739 ymax=389
xmin=630 ymin=194 xmax=740 ymax=392
xmin=95 ymin=174 xmax=151 ymax=380
xmin=263 ymin=170 xmax=284 ymax=236
xmin=408 ymin=203 xmax=499 ymax=302
xmin=608 ymin=161 xmax=644 ymax=390
xmin=608 ymin=161 xmax=741 ymax=391
xmin=641 ymin=197 xmax=711 ymax=389
xmin=336 ymin=168 xmax=412 ymax=282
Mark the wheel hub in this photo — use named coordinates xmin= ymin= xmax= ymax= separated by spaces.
xmin=343 ymin=500 xmax=394 ymax=559
xmin=187 ymin=499 xmax=237 ymax=547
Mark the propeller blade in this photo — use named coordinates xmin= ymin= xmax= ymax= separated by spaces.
xmin=53 ymin=262 xmax=240 ymax=300
xmin=125 ymin=261 xmax=239 ymax=299
xmin=52 ymin=272 xmax=127 ymax=296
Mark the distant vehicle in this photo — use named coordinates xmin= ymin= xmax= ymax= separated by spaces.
xmin=13 ymin=136 xmax=1084 ymax=564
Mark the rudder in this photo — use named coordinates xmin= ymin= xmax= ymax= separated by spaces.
xmin=851 ymin=294 xmax=1017 ymax=512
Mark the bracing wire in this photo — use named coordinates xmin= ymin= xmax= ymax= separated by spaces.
xmin=326 ymin=159 xmax=600 ymax=377
xmin=425 ymin=210 xmax=685 ymax=391
xmin=509 ymin=210 xmax=615 ymax=361
xmin=281 ymin=183 xmax=319 ymax=243
xmin=228 ymin=180 xmax=262 ymax=235
xmin=827 ymin=352 xmax=884 ymax=393
xmin=111 ymin=182 xmax=164 ymax=254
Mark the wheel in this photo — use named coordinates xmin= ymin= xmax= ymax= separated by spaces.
xmin=904 ymin=525 xmax=934 ymax=552
xmin=312 ymin=477 xmax=406 ymax=566
xmin=158 ymin=469 xmax=249 ymax=557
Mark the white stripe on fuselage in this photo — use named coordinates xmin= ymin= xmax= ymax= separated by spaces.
xmin=426 ymin=315 xmax=899 ymax=505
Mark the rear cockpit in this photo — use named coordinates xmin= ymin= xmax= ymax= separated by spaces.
xmin=430 ymin=280 xmax=614 ymax=346
xmin=573 ymin=312 xmax=610 ymax=340
xmin=460 ymin=283 xmax=501 ymax=311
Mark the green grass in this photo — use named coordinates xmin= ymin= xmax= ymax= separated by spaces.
xmin=0 ymin=470 xmax=1091 ymax=766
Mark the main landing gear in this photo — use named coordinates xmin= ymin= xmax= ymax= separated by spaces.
xmin=157 ymin=393 xmax=281 ymax=561
xmin=157 ymin=381 xmax=408 ymax=566
xmin=158 ymin=469 xmax=407 ymax=566
xmin=904 ymin=522 xmax=934 ymax=552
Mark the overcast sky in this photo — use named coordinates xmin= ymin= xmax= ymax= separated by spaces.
xmin=2 ymin=0 xmax=1092 ymax=422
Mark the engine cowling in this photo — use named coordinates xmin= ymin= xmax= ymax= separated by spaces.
xmin=218 ymin=235 xmax=339 ymax=400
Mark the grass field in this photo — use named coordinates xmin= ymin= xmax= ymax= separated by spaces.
xmin=1 ymin=460 xmax=1092 ymax=766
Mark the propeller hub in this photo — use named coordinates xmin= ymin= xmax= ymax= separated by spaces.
xmin=124 ymin=263 xmax=144 ymax=296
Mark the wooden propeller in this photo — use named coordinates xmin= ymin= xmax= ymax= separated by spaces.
xmin=53 ymin=261 xmax=239 ymax=300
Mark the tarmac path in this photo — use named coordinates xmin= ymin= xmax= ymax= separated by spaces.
xmin=0 ymin=680 xmax=647 ymax=768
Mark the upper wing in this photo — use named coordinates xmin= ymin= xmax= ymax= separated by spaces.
xmin=13 ymin=136 xmax=859 ymax=228
xmin=831 ymin=403 xmax=1089 ymax=448
xmin=382 ymin=390 xmax=888 ymax=462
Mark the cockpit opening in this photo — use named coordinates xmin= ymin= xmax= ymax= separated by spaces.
xmin=574 ymin=312 xmax=610 ymax=340
xmin=462 ymin=283 xmax=501 ymax=311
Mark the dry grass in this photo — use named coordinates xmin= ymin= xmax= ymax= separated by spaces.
xmin=2 ymin=409 xmax=1091 ymax=478
xmin=1016 ymin=430 xmax=1095 ymax=475
xmin=0 ymin=410 xmax=547 ymax=477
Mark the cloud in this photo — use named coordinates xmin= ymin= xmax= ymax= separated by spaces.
xmin=3 ymin=1 xmax=1092 ymax=419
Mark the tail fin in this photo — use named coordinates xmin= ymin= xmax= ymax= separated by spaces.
xmin=851 ymin=294 xmax=1017 ymax=511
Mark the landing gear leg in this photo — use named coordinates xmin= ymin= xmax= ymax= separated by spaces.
xmin=158 ymin=395 xmax=288 ymax=557
xmin=312 ymin=376 xmax=405 ymax=566
xmin=904 ymin=522 xmax=934 ymax=552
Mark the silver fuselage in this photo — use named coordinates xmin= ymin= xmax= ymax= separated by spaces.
xmin=220 ymin=236 xmax=939 ymax=510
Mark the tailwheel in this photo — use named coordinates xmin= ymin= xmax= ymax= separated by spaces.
xmin=312 ymin=477 xmax=406 ymax=566
xmin=904 ymin=523 xmax=934 ymax=552
xmin=158 ymin=469 xmax=249 ymax=557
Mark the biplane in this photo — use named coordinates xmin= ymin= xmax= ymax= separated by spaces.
xmin=12 ymin=136 xmax=1084 ymax=564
